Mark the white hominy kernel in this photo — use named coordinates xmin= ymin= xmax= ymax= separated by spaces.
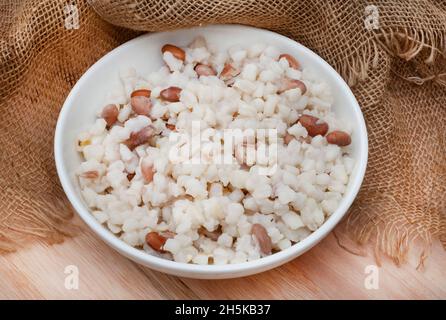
xmin=263 ymin=82 xmax=277 ymax=96
xmin=213 ymin=248 xmax=229 ymax=265
xmin=321 ymin=198 xmax=339 ymax=215
xmin=183 ymin=177 xmax=208 ymax=199
xmin=230 ymin=251 xmax=248 ymax=264
xmin=227 ymin=189 xmax=243 ymax=203
xmin=259 ymin=69 xmax=276 ymax=82
xmin=237 ymin=217 xmax=252 ymax=236
xmin=164 ymin=239 xmax=181 ymax=254
xmin=328 ymin=180 xmax=346 ymax=193
xmin=286 ymin=68 xmax=302 ymax=80
xmin=119 ymin=144 xmax=134 ymax=162
xmin=233 ymin=79 xmax=256 ymax=94
xmin=295 ymin=95 xmax=309 ymax=110
xmin=151 ymin=102 xmax=167 ymax=119
xmin=243 ymin=196 xmax=258 ymax=212
xmin=217 ymin=233 xmax=233 ymax=247
xmin=124 ymin=115 xmax=152 ymax=133
xmin=209 ymin=182 xmax=223 ymax=197
xmin=180 ymin=89 xmax=198 ymax=105
xmin=167 ymin=102 xmax=186 ymax=114
xmin=284 ymin=227 xmax=312 ymax=242
xmin=192 ymin=254 xmax=209 ymax=265
xmin=278 ymin=57 xmax=290 ymax=69
xmin=277 ymin=184 xmax=297 ymax=204
xmin=237 ymin=101 xmax=257 ymax=117
xmin=176 ymin=219 xmax=192 ymax=234
xmin=109 ymin=126 xmax=130 ymax=142
xmin=81 ymin=187 xmax=97 ymax=208
xmin=92 ymin=210 xmax=108 ymax=224
xmin=325 ymin=144 xmax=341 ymax=162
xmin=301 ymin=158 xmax=316 ymax=172
xmin=89 ymin=118 xmax=107 ymax=136
xmin=108 ymin=159 xmax=125 ymax=172
xmin=311 ymin=135 xmax=325 ymax=148
xmin=117 ymin=104 xmax=132 ymax=122
xmin=301 ymin=198 xmax=324 ymax=231
xmin=288 ymin=122 xmax=308 ymax=138
xmin=258 ymin=198 xmax=275 ymax=214
xmin=264 ymin=95 xmax=278 ymax=117
xmin=241 ymin=63 xmax=258 ymax=81
xmin=229 ymin=170 xmax=249 ymax=189
xmin=163 ymin=51 xmax=183 ymax=72
xmin=282 ymin=211 xmax=304 ymax=230
xmin=225 ymin=203 xmax=244 ymax=224
xmin=107 ymin=222 xmax=121 ymax=234
xmin=229 ymin=49 xmax=247 ymax=63
xmin=122 ymin=218 xmax=139 ymax=232
xmin=284 ymin=88 xmax=301 ymax=102
xmin=252 ymin=83 xmax=265 ymax=98
xmin=278 ymin=238 xmax=292 ymax=250
xmin=282 ymin=170 xmax=299 ymax=190
xmin=83 ymin=144 xmax=104 ymax=162
xmin=269 ymin=60 xmax=283 ymax=75
xmin=252 ymin=184 xmax=272 ymax=199
xmin=316 ymin=173 xmax=330 ymax=186
xmin=331 ymin=164 xmax=348 ymax=184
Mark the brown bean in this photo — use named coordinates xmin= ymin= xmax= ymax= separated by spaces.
xmin=145 ymin=232 xmax=168 ymax=252
xmin=219 ymin=63 xmax=240 ymax=84
xmin=101 ymin=104 xmax=119 ymax=127
xmin=161 ymin=44 xmax=186 ymax=61
xmin=278 ymin=78 xmax=307 ymax=94
xmin=166 ymin=123 xmax=176 ymax=131
xmin=124 ymin=125 xmax=155 ymax=150
xmin=130 ymin=96 xmax=152 ymax=115
xmin=194 ymin=63 xmax=217 ymax=77
xmin=198 ymin=225 xmax=222 ymax=241
xmin=326 ymin=130 xmax=351 ymax=146
xmin=131 ymin=89 xmax=151 ymax=98
xmin=141 ymin=161 xmax=154 ymax=183
xmin=81 ymin=170 xmax=99 ymax=179
xmin=298 ymin=114 xmax=329 ymax=137
xmin=160 ymin=86 xmax=182 ymax=102
xmin=279 ymin=53 xmax=301 ymax=70
xmin=284 ymin=133 xmax=295 ymax=145
xmin=252 ymin=224 xmax=272 ymax=255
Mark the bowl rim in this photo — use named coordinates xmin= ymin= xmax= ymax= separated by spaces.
xmin=55 ymin=24 xmax=368 ymax=277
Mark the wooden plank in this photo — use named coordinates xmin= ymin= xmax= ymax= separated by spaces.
xmin=0 ymin=217 xmax=444 ymax=299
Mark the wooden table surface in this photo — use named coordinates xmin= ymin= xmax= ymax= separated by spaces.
xmin=1 ymin=216 xmax=445 ymax=299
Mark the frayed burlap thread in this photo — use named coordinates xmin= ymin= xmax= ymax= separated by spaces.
xmin=0 ymin=0 xmax=444 ymax=265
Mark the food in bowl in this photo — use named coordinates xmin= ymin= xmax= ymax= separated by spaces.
xmin=76 ymin=36 xmax=354 ymax=265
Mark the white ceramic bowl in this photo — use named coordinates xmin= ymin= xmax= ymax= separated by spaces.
xmin=55 ymin=24 xmax=368 ymax=279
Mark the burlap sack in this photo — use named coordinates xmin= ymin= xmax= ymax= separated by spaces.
xmin=1 ymin=0 xmax=444 ymax=266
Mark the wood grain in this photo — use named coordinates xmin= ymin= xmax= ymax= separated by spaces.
xmin=0 ymin=216 xmax=445 ymax=299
